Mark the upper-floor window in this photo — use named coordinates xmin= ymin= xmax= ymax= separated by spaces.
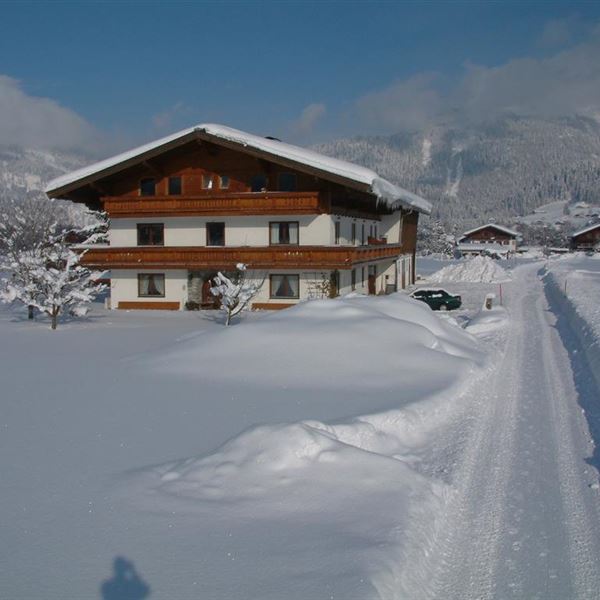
xmin=206 ymin=222 xmax=225 ymax=246
xmin=168 ymin=176 xmax=182 ymax=195
xmin=351 ymin=222 xmax=357 ymax=245
xmin=138 ymin=273 xmax=165 ymax=297
xmin=251 ymin=174 xmax=267 ymax=192
xmin=202 ymin=174 xmax=213 ymax=190
xmin=277 ymin=172 xmax=297 ymax=192
xmin=140 ymin=178 xmax=156 ymax=196
xmin=361 ymin=223 xmax=366 ymax=245
xmin=270 ymin=221 xmax=299 ymax=245
xmin=334 ymin=221 xmax=341 ymax=245
xmin=219 ymin=175 xmax=230 ymax=190
xmin=137 ymin=223 xmax=164 ymax=246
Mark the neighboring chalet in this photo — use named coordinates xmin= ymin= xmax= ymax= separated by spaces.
xmin=571 ymin=223 xmax=600 ymax=252
xmin=457 ymin=223 xmax=519 ymax=257
xmin=45 ymin=124 xmax=431 ymax=310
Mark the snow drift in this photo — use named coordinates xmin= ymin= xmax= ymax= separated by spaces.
xmin=429 ymin=255 xmax=511 ymax=283
xmin=125 ymin=293 xmax=486 ymax=598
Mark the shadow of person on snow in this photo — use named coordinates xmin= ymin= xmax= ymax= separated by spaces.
xmin=100 ymin=556 xmax=151 ymax=600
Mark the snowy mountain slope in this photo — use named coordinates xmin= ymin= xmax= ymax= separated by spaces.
xmin=0 ymin=146 xmax=86 ymax=223
xmin=315 ymin=116 xmax=600 ymax=230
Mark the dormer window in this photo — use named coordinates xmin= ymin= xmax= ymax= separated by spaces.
xmin=140 ymin=178 xmax=156 ymax=196
xmin=168 ymin=176 xmax=182 ymax=195
xmin=277 ymin=172 xmax=297 ymax=192
xmin=251 ymin=174 xmax=267 ymax=192
xmin=219 ymin=175 xmax=230 ymax=190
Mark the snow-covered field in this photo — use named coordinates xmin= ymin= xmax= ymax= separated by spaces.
xmin=3 ymin=257 xmax=600 ymax=599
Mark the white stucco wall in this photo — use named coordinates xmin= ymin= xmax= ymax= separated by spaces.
xmin=110 ymin=215 xmax=333 ymax=247
xmin=110 ymin=269 xmax=188 ymax=308
xmin=108 ymin=262 xmax=404 ymax=310
xmin=109 ymin=213 xmax=403 ymax=248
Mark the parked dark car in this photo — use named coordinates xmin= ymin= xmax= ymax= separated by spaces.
xmin=410 ymin=288 xmax=462 ymax=311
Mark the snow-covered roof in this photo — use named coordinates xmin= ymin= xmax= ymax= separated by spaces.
xmin=571 ymin=222 xmax=600 ymax=238
xmin=459 ymin=223 xmax=519 ymax=240
xmin=457 ymin=243 xmax=512 ymax=254
xmin=45 ymin=123 xmax=431 ymax=214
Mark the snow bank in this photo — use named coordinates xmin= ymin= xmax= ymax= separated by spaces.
xmin=545 ymin=258 xmax=600 ymax=391
xmin=149 ymin=293 xmax=480 ymax=391
xmin=429 ymin=255 xmax=511 ymax=283
xmin=466 ymin=305 xmax=509 ymax=335
xmin=126 ymin=293 xmax=485 ymax=597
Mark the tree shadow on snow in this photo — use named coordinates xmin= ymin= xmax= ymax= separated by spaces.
xmin=544 ymin=276 xmax=600 ymax=475
xmin=100 ymin=556 xmax=151 ymax=600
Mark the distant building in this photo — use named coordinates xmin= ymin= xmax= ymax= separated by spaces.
xmin=45 ymin=124 xmax=431 ymax=310
xmin=457 ymin=223 xmax=519 ymax=257
xmin=571 ymin=223 xmax=600 ymax=252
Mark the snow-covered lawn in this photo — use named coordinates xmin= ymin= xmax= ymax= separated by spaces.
xmin=0 ymin=292 xmax=486 ymax=599
xmin=4 ymin=260 xmax=600 ymax=599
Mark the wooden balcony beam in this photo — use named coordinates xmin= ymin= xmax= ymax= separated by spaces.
xmin=80 ymin=244 xmax=406 ymax=271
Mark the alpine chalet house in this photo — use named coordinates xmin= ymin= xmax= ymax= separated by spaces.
xmin=571 ymin=223 xmax=600 ymax=251
xmin=457 ymin=223 xmax=519 ymax=257
xmin=45 ymin=124 xmax=431 ymax=310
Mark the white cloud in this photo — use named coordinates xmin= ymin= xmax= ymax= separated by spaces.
xmin=536 ymin=17 xmax=577 ymax=49
xmin=353 ymin=22 xmax=600 ymax=133
xmin=151 ymin=101 xmax=188 ymax=131
xmin=0 ymin=75 xmax=100 ymax=152
xmin=354 ymin=73 xmax=443 ymax=133
xmin=290 ymin=103 xmax=326 ymax=135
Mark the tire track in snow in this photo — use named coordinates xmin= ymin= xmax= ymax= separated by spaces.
xmin=535 ymin=275 xmax=600 ymax=598
xmin=409 ymin=263 xmax=600 ymax=600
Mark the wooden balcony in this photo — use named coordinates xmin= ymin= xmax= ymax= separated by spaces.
xmin=103 ymin=191 xmax=327 ymax=217
xmin=80 ymin=244 xmax=406 ymax=270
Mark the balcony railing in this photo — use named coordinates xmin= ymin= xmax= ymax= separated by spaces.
xmin=81 ymin=244 xmax=406 ymax=270
xmin=102 ymin=191 xmax=327 ymax=217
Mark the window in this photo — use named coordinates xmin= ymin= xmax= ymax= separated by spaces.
xmin=277 ymin=172 xmax=297 ymax=192
xmin=361 ymin=266 xmax=365 ymax=287
xmin=361 ymin=223 xmax=366 ymax=245
xmin=168 ymin=176 xmax=182 ymax=195
xmin=270 ymin=274 xmax=299 ymax=299
xmin=140 ymin=178 xmax=156 ymax=196
xmin=206 ymin=222 xmax=225 ymax=246
xmin=202 ymin=174 xmax=213 ymax=190
xmin=270 ymin=221 xmax=299 ymax=245
xmin=251 ymin=174 xmax=267 ymax=192
xmin=351 ymin=222 xmax=356 ymax=245
xmin=137 ymin=223 xmax=164 ymax=246
xmin=138 ymin=273 xmax=165 ymax=297
xmin=219 ymin=175 xmax=230 ymax=190
xmin=351 ymin=269 xmax=356 ymax=291
xmin=334 ymin=221 xmax=341 ymax=245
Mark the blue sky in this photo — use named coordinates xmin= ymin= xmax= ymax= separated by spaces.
xmin=2 ymin=1 xmax=600 ymax=154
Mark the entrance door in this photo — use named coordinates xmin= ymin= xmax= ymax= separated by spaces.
xmin=201 ymin=276 xmax=219 ymax=309
xmin=367 ymin=265 xmax=377 ymax=295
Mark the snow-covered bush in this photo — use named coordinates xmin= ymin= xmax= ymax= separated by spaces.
xmin=210 ymin=263 xmax=263 ymax=326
